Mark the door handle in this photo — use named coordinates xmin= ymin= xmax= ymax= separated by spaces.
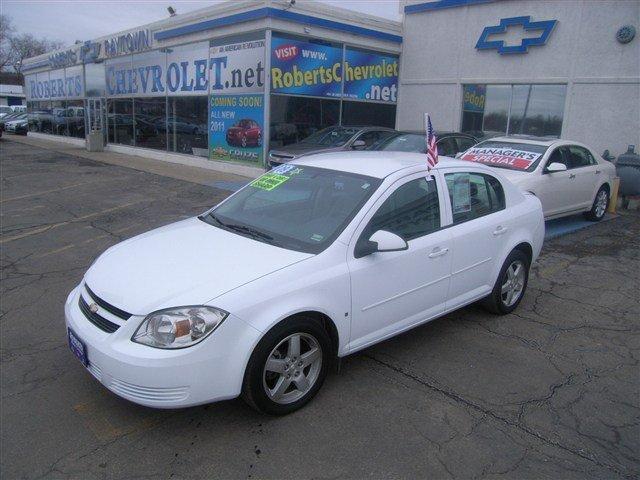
xmin=493 ymin=226 xmax=508 ymax=236
xmin=569 ymin=173 xmax=576 ymax=179
xmin=595 ymin=170 xmax=601 ymax=174
xmin=428 ymin=247 xmax=449 ymax=258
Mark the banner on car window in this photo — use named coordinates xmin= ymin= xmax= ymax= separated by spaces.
xmin=461 ymin=147 xmax=542 ymax=170
xmin=209 ymin=94 xmax=264 ymax=164
xmin=343 ymin=49 xmax=398 ymax=103
xmin=270 ymin=35 xmax=342 ymax=97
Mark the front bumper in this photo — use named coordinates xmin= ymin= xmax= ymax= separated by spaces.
xmin=64 ymin=285 xmax=262 ymax=408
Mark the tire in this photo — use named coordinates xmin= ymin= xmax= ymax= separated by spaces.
xmin=241 ymin=135 xmax=247 ymax=148
xmin=481 ymin=249 xmax=530 ymax=315
xmin=584 ymin=186 xmax=609 ymax=221
xmin=241 ymin=317 xmax=332 ymax=415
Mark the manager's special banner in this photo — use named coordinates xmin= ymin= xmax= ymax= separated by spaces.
xmin=209 ymin=94 xmax=264 ymax=165
xmin=343 ymin=49 xmax=398 ymax=103
xmin=270 ymin=35 xmax=342 ymax=97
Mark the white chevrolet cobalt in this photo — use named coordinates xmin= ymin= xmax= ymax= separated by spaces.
xmin=65 ymin=152 xmax=544 ymax=415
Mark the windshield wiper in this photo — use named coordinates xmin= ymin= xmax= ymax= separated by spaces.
xmin=200 ymin=212 xmax=274 ymax=242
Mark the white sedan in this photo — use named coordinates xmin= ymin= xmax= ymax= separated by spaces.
xmin=459 ymin=136 xmax=617 ymax=220
xmin=65 ymin=153 xmax=544 ymax=415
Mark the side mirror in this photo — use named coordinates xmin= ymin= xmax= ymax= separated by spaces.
xmin=546 ymin=162 xmax=567 ymax=173
xmin=351 ymin=139 xmax=366 ymax=150
xmin=355 ymin=230 xmax=408 ymax=258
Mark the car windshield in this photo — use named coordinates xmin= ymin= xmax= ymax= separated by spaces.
xmin=201 ymin=165 xmax=381 ymax=254
xmin=368 ymin=133 xmax=426 ymax=153
xmin=459 ymin=141 xmax=550 ymax=172
xmin=299 ymin=127 xmax=359 ymax=147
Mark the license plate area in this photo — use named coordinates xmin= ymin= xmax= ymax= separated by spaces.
xmin=68 ymin=327 xmax=88 ymax=367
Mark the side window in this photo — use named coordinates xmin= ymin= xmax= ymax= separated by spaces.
xmin=437 ymin=137 xmax=457 ymax=156
xmin=545 ymin=148 xmax=567 ymax=171
xmin=455 ymin=135 xmax=476 ymax=154
xmin=445 ymin=172 xmax=505 ymax=224
xmin=362 ymin=177 xmax=440 ymax=243
xmin=565 ymin=146 xmax=593 ymax=169
xmin=356 ymin=131 xmax=383 ymax=147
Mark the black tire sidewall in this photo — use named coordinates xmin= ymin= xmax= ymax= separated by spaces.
xmin=243 ymin=317 xmax=331 ymax=415
xmin=491 ymin=250 xmax=530 ymax=315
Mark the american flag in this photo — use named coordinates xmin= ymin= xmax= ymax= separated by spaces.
xmin=425 ymin=113 xmax=438 ymax=169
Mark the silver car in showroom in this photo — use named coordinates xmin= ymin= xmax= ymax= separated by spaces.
xmin=268 ymin=125 xmax=395 ymax=168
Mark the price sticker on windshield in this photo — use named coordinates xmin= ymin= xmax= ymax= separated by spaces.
xmin=250 ymin=173 xmax=290 ymax=191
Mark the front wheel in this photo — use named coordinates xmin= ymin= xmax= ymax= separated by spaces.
xmin=481 ymin=249 xmax=530 ymax=315
xmin=241 ymin=317 xmax=331 ymax=415
xmin=585 ymin=186 xmax=609 ymax=221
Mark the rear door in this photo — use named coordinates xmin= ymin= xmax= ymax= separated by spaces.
xmin=442 ymin=169 xmax=511 ymax=309
xmin=564 ymin=145 xmax=600 ymax=209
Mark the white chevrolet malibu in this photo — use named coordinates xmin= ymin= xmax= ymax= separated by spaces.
xmin=65 ymin=152 xmax=544 ymax=415
xmin=459 ymin=136 xmax=617 ymax=220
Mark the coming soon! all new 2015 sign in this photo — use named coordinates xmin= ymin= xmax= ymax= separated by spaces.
xmin=270 ymin=35 xmax=398 ymax=103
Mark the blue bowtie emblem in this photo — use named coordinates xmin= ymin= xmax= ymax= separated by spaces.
xmin=476 ymin=16 xmax=558 ymax=54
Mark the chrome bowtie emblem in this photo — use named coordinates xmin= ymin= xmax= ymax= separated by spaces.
xmin=89 ymin=303 xmax=99 ymax=313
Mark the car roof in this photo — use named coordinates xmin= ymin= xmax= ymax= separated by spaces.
xmin=481 ymin=135 xmax=560 ymax=146
xmin=291 ymin=151 xmax=474 ymax=178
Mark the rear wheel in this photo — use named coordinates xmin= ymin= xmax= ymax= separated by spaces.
xmin=242 ymin=317 xmax=331 ymax=415
xmin=585 ymin=186 xmax=609 ymax=221
xmin=481 ymin=249 xmax=530 ymax=315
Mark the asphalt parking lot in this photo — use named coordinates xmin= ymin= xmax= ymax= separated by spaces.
xmin=1 ymin=139 xmax=638 ymax=480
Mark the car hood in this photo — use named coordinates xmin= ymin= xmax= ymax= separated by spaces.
xmin=270 ymin=144 xmax=340 ymax=158
xmin=84 ymin=217 xmax=312 ymax=315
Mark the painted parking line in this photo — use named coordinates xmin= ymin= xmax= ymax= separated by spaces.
xmin=0 ymin=180 xmax=111 ymax=204
xmin=0 ymin=200 xmax=147 ymax=245
xmin=33 ymin=224 xmax=140 ymax=259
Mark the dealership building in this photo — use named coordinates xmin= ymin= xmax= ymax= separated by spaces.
xmin=21 ymin=0 xmax=639 ymax=174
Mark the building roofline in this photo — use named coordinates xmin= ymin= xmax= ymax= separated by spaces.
xmin=404 ymin=0 xmax=500 ymax=14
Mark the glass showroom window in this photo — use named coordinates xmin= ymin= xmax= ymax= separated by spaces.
xmin=85 ymin=62 xmax=105 ymax=97
xmin=168 ymin=96 xmax=208 ymax=156
xmin=270 ymin=95 xmax=340 ymax=148
xmin=461 ymin=84 xmax=566 ymax=138
xmin=51 ymin=100 xmax=68 ymax=136
xmin=134 ymin=97 xmax=166 ymax=151
xmin=166 ymin=41 xmax=210 ymax=156
xmin=65 ymin=100 xmax=85 ymax=138
xmin=107 ymin=98 xmax=134 ymax=146
xmin=29 ymin=101 xmax=51 ymax=133
xmin=342 ymin=101 xmax=396 ymax=128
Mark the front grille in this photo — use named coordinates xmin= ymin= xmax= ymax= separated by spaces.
xmin=109 ymin=378 xmax=189 ymax=403
xmin=79 ymin=296 xmax=120 ymax=333
xmin=85 ymin=284 xmax=131 ymax=320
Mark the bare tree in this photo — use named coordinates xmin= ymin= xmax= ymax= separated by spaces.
xmin=0 ymin=14 xmax=16 ymax=71
xmin=10 ymin=34 xmax=63 ymax=73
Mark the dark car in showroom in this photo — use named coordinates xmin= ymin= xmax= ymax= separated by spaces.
xmin=367 ymin=130 xmax=479 ymax=157
xmin=226 ymin=119 xmax=262 ymax=148
xmin=268 ymin=125 xmax=396 ymax=167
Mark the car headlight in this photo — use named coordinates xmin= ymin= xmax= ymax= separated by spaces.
xmin=132 ymin=306 xmax=228 ymax=349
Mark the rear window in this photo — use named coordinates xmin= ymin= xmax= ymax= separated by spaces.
xmin=460 ymin=141 xmax=549 ymax=172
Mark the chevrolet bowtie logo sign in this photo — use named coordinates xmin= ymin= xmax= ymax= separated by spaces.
xmin=476 ymin=16 xmax=558 ymax=54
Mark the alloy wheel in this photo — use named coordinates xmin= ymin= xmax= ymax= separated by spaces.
xmin=501 ymin=260 xmax=526 ymax=307
xmin=262 ymin=333 xmax=322 ymax=404
xmin=595 ymin=190 xmax=608 ymax=218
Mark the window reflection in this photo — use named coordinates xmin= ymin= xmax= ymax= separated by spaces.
xmin=461 ymin=84 xmax=566 ymax=138
xmin=269 ymin=95 xmax=339 ymax=148
xmin=342 ymin=101 xmax=396 ymax=128
xmin=168 ymin=96 xmax=208 ymax=156
xmin=107 ymin=98 xmax=134 ymax=146
xmin=134 ymin=97 xmax=166 ymax=150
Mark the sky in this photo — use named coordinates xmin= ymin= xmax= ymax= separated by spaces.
xmin=2 ymin=0 xmax=402 ymax=46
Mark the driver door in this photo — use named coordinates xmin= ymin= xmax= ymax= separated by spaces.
xmin=347 ymin=173 xmax=452 ymax=352
xmin=537 ymin=147 xmax=584 ymax=216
